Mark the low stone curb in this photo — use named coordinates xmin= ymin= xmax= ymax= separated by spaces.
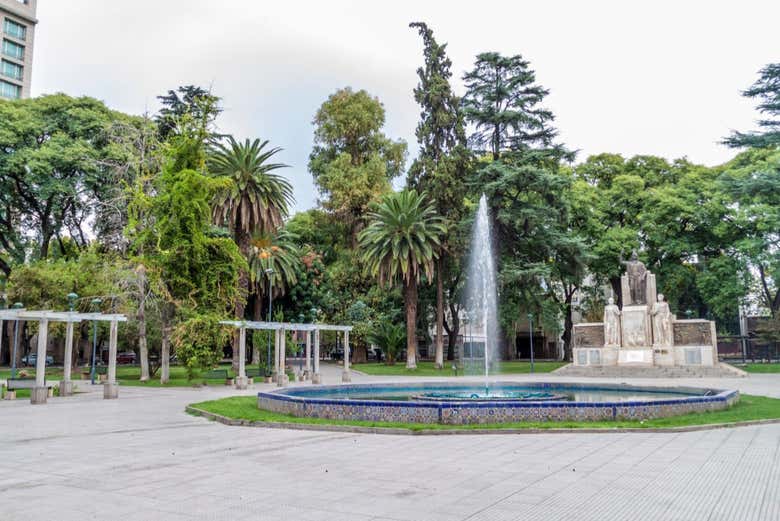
xmin=185 ymin=405 xmax=780 ymax=436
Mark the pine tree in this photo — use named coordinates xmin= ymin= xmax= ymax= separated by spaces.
xmin=724 ymin=63 xmax=780 ymax=149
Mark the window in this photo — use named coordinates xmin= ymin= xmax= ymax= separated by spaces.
xmin=1 ymin=59 xmax=22 ymax=79
xmin=0 ymin=79 xmax=21 ymax=99
xmin=2 ymin=39 xmax=23 ymax=60
xmin=3 ymin=19 xmax=27 ymax=40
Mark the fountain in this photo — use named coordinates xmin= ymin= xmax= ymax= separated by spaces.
xmin=255 ymin=195 xmax=740 ymax=425
xmin=464 ymin=194 xmax=499 ymax=395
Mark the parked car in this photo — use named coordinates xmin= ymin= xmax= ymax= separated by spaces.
xmin=21 ymin=353 xmax=54 ymax=366
xmin=117 ymin=351 xmax=137 ymax=364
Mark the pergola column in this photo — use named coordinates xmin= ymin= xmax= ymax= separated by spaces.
xmin=103 ymin=319 xmax=119 ymax=399
xmin=235 ymin=326 xmax=248 ymax=389
xmin=304 ymin=330 xmax=312 ymax=380
xmin=60 ymin=320 xmax=75 ymax=396
xmin=341 ymin=330 xmax=351 ymax=383
xmin=278 ymin=327 xmax=288 ymax=386
xmin=31 ymin=317 xmax=49 ymax=404
xmin=273 ymin=329 xmax=280 ymax=382
xmin=312 ymin=329 xmax=321 ymax=384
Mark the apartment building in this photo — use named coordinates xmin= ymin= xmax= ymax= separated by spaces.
xmin=0 ymin=0 xmax=36 ymax=99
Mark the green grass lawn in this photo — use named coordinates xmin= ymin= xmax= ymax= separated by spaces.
xmin=0 ymin=364 xmax=241 ymax=388
xmin=352 ymin=360 xmax=567 ymax=377
xmin=188 ymin=393 xmax=780 ymax=432
xmin=739 ymin=363 xmax=780 ymax=373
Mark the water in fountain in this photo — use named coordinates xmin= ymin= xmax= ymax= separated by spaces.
xmin=465 ymin=194 xmax=500 ymax=395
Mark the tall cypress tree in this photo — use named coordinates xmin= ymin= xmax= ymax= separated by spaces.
xmin=408 ymin=22 xmax=470 ymax=367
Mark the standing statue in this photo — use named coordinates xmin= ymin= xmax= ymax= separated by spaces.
xmin=651 ymin=293 xmax=673 ymax=347
xmin=603 ymin=297 xmax=621 ymax=347
xmin=620 ymin=250 xmax=648 ymax=305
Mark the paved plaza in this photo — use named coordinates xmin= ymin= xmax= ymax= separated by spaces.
xmin=1 ymin=367 xmax=779 ymax=521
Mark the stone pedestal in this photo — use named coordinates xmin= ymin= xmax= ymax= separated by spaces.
xmin=341 ymin=370 xmax=352 ymax=383
xmin=263 ymin=376 xmax=273 ymax=384
xmin=30 ymin=386 xmax=48 ymax=404
xmin=621 ymin=305 xmax=653 ymax=349
xmin=303 ymin=369 xmax=311 ymax=381
xmin=277 ymin=374 xmax=289 ymax=387
xmin=234 ymin=376 xmax=248 ymax=390
xmin=103 ymin=383 xmax=119 ymax=399
xmin=312 ymin=373 xmax=322 ymax=384
xmin=59 ymin=381 xmax=74 ymax=396
xmin=653 ymin=348 xmax=675 ymax=367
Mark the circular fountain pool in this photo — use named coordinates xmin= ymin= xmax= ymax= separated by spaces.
xmin=257 ymin=382 xmax=738 ymax=425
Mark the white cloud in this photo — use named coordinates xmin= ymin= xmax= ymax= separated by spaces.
xmin=32 ymin=0 xmax=779 ymax=211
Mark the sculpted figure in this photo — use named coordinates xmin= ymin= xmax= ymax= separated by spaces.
xmin=621 ymin=250 xmax=648 ymax=305
xmin=603 ymin=297 xmax=621 ymax=347
xmin=651 ymin=293 xmax=673 ymax=347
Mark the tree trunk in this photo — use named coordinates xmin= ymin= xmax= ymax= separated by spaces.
xmin=232 ymin=230 xmax=250 ymax=371
xmin=160 ymin=304 xmax=173 ymax=384
xmin=137 ymin=264 xmax=150 ymax=381
xmin=563 ymin=293 xmax=574 ymax=362
xmin=446 ymin=301 xmax=460 ymax=362
xmin=404 ymin=279 xmax=418 ymax=369
xmin=434 ymin=257 xmax=444 ymax=369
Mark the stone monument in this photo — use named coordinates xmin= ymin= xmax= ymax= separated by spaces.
xmin=573 ymin=253 xmax=719 ymax=369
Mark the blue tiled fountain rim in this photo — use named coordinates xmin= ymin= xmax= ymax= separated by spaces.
xmin=258 ymin=381 xmax=737 ymax=410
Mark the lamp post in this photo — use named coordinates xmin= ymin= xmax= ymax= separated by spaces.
xmin=10 ymin=302 xmax=22 ymax=379
xmin=90 ymin=298 xmax=102 ymax=384
xmin=685 ymin=309 xmax=694 ymax=320
xmin=528 ymin=313 xmax=535 ymax=374
xmin=265 ymin=268 xmax=274 ymax=377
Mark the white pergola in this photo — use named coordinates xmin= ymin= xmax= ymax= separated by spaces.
xmin=220 ymin=320 xmax=353 ymax=388
xmin=0 ymin=309 xmax=127 ymax=404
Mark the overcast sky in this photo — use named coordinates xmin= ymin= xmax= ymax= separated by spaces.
xmin=33 ymin=0 xmax=779 ymax=212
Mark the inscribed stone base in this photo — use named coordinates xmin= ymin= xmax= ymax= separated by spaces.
xmin=342 ymin=370 xmax=352 ymax=383
xmin=312 ymin=373 xmax=322 ymax=384
xmin=234 ymin=376 xmax=248 ymax=390
xmin=618 ymin=348 xmax=653 ymax=366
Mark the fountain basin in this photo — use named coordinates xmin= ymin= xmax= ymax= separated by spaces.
xmin=257 ymin=382 xmax=738 ymax=425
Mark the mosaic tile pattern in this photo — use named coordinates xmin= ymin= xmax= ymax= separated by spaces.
xmin=258 ymin=382 xmax=738 ymax=425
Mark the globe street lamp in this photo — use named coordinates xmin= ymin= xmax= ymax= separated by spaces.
xmin=67 ymin=292 xmax=78 ymax=312
xmin=265 ymin=268 xmax=274 ymax=377
xmin=90 ymin=298 xmax=102 ymax=384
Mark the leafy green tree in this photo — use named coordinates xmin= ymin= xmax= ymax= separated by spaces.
xmin=0 ymin=94 xmax=118 ymax=264
xmin=208 ymin=136 xmax=293 ymax=369
xmin=359 ymin=190 xmax=445 ymax=368
xmin=171 ymin=313 xmax=232 ymax=381
xmin=408 ymin=22 xmax=470 ymax=367
xmin=156 ymin=85 xmax=220 ymax=140
xmin=723 ymin=63 xmax=780 ymax=149
xmin=309 ymin=88 xmax=407 ymax=243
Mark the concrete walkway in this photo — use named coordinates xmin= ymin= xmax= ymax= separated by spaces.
xmin=1 ymin=367 xmax=779 ymax=521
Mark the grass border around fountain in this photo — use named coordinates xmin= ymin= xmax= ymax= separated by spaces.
xmin=187 ymin=393 xmax=780 ymax=434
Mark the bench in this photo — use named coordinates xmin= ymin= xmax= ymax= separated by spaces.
xmin=204 ymin=369 xmax=231 ymax=385
xmin=7 ymin=377 xmax=48 ymax=391
xmin=245 ymin=367 xmax=264 ymax=378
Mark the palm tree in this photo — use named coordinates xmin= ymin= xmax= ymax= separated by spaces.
xmin=209 ymin=137 xmax=294 ymax=369
xmin=249 ymin=229 xmax=301 ymax=299
xmin=359 ymin=190 xmax=446 ymax=368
